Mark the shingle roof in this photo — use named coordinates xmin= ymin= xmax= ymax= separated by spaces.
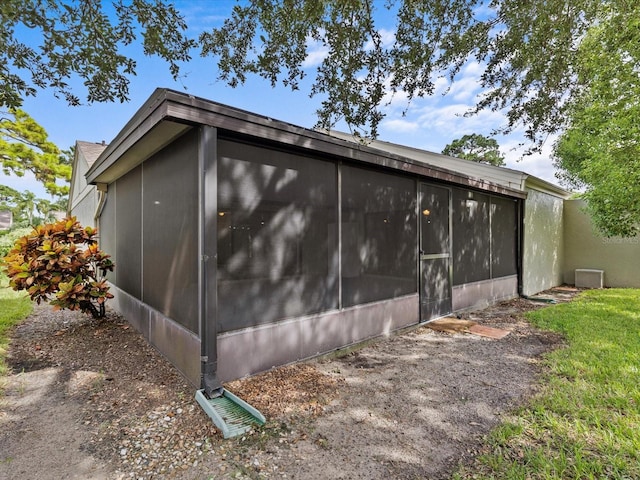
xmin=76 ymin=140 xmax=108 ymax=167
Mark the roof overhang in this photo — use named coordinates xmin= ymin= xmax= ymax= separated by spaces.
xmin=524 ymin=175 xmax=573 ymax=199
xmin=86 ymin=88 xmax=526 ymax=199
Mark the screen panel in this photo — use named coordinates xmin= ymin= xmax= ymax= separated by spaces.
xmin=491 ymin=196 xmax=518 ymax=278
xmin=452 ymin=188 xmax=490 ymax=285
xmin=217 ymin=139 xmax=339 ymax=332
xmin=142 ymin=129 xmax=199 ymax=334
xmin=341 ymin=165 xmax=417 ymax=307
xmin=115 ymin=165 xmax=142 ymax=298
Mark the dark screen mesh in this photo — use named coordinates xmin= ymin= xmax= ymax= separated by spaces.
xmin=217 ymin=139 xmax=339 ymax=332
xmin=452 ymin=188 xmax=490 ymax=285
xmin=99 ymin=184 xmax=116 ymax=283
xmin=341 ymin=166 xmax=417 ymax=307
xmin=115 ymin=165 xmax=142 ymax=298
xmin=490 ymin=196 xmax=518 ymax=278
xmin=142 ymin=130 xmax=199 ymax=334
xmin=420 ymin=184 xmax=449 ymax=255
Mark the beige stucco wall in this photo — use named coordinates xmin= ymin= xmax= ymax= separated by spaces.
xmin=522 ymin=189 xmax=565 ymax=296
xmin=563 ymin=199 xmax=640 ymax=287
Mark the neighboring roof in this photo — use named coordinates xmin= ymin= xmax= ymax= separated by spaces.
xmin=86 ymin=88 xmax=527 ymax=199
xmin=68 ymin=140 xmax=109 ymax=214
xmin=76 ymin=140 xmax=108 ymax=167
xmin=322 ymin=130 xmax=572 ymax=199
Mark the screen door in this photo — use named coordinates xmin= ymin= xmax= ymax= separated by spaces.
xmin=419 ymin=183 xmax=452 ymax=321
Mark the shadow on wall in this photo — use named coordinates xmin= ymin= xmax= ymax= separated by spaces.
xmin=522 ymin=190 xmax=564 ymax=296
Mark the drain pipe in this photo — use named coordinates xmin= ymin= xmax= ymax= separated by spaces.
xmin=194 ymin=126 xmax=266 ymax=437
xmin=199 ymin=125 xmax=223 ymax=398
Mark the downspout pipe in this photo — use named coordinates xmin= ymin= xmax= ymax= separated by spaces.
xmin=199 ymin=125 xmax=223 ymax=398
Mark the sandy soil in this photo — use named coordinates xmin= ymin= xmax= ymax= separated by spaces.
xmin=0 ymin=289 xmax=575 ymax=479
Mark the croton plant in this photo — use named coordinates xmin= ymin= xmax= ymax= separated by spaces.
xmin=1 ymin=217 xmax=114 ymax=318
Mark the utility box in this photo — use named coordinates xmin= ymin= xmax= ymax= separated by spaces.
xmin=575 ymin=269 xmax=604 ymax=288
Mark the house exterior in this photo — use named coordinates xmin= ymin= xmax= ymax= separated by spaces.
xmin=68 ymin=140 xmax=108 ymax=227
xmin=72 ymin=88 xmax=571 ymax=394
xmin=0 ymin=210 xmax=12 ymax=230
xmin=563 ymin=199 xmax=640 ymax=288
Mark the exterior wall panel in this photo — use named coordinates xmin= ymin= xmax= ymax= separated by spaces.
xmin=522 ymin=190 xmax=564 ymax=295
xmin=452 ymin=275 xmax=518 ymax=311
xmin=110 ymin=286 xmax=201 ymax=387
xmin=217 ymin=294 xmax=419 ymax=382
xmin=563 ymin=199 xmax=640 ymax=287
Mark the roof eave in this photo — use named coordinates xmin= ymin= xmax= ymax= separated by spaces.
xmin=86 ymin=88 xmax=526 ymax=199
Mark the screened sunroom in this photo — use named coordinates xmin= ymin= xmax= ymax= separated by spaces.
xmin=81 ymin=89 xmax=523 ymax=393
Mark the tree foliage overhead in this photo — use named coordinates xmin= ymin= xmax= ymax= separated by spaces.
xmin=442 ymin=134 xmax=505 ymax=166
xmin=1 ymin=108 xmax=71 ymax=197
xmin=200 ymin=0 xmax=601 ymax=142
xmin=0 ymin=0 xmax=194 ymax=109
xmin=553 ymin=3 xmax=640 ymax=238
xmin=1 ymin=0 xmax=606 ymax=143
xmin=3 ymin=1 xmax=637 ymax=236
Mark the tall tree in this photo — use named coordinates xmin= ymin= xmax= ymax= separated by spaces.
xmin=1 ymin=0 xmax=194 ymax=109
xmin=16 ymin=190 xmax=36 ymax=225
xmin=0 ymin=108 xmax=72 ymax=197
xmin=442 ymin=134 xmax=505 ymax=166
xmin=553 ymin=4 xmax=640 ymax=237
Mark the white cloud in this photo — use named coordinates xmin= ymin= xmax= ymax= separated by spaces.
xmin=381 ymin=118 xmax=420 ymax=133
xmin=0 ymin=171 xmax=49 ymax=198
xmin=415 ymin=102 xmax=503 ymax=134
xmin=364 ymin=28 xmax=396 ymax=50
xmin=302 ymin=41 xmax=329 ymax=68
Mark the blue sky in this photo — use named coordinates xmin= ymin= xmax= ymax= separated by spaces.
xmin=2 ymin=1 xmax=561 ymax=199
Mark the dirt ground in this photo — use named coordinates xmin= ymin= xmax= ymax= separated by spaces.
xmin=0 ymin=288 xmax=577 ymax=479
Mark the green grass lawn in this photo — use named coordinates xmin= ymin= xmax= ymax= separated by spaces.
xmin=455 ymin=288 xmax=640 ymax=479
xmin=0 ymin=272 xmax=33 ymax=378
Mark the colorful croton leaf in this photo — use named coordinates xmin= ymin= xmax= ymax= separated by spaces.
xmin=1 ymin=217 xmax=114 ymax=318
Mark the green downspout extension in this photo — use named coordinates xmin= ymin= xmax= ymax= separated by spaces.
xmin=199 ymin=125 xmax=223 ymax=398
xmin=521 ymin=294 xmax=557 ymax=304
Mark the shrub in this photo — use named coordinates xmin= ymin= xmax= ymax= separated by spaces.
xmin=1 ymin=217 xmax=114 ymax=318
xmin=0 ymin=227 xmax=33 ymax=258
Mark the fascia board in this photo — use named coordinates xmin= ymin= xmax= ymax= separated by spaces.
xmin=85 ymin=88 xmax=526 ymax=199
